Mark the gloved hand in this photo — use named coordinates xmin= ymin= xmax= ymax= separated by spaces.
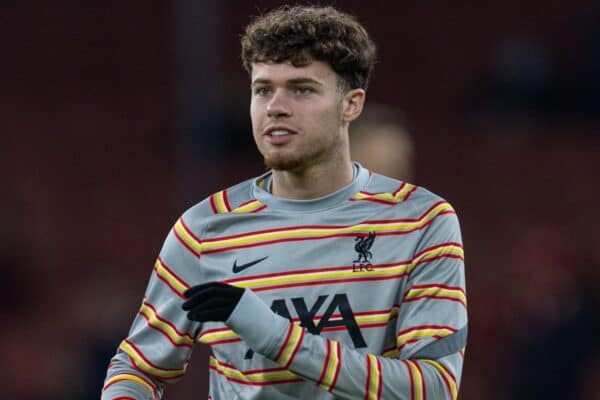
xmin=182 ymin=282 xmax=245 ymax=323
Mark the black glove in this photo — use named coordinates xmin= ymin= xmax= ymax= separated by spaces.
xmin=182 ymin=282 xmax=245 ymax=323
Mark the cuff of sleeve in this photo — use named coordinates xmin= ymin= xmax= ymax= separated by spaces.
xmin=225 ymin=289 xmax=290 ymax=357
xmin=101 ymin=380 xmax=155 ymax=400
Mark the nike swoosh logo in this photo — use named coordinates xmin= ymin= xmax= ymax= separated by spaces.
xmin=232 ymin=256 xmax=269 ymax=273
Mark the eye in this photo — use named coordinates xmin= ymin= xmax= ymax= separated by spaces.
xmin=293 ymin=86 xmax=314 ymax=95
xmin=253 ymin=86 xmax=271 ymax=96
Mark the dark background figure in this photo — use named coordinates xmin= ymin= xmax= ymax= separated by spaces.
xmin=349 ymin=104 xmax=416 ymax=182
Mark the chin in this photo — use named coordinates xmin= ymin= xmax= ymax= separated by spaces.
xmin=263 ymin=154 xmax=306 ymax=171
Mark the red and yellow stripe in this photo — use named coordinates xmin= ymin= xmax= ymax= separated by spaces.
xmin=222 ymin=242 xmax=460 ymax=293
xmin=209 ymin=190 xmax=232 ymax=214
xmin=404 ymin=284 xmax=466 ymax=308
xmin=209 ymin=355 xmax=302 ymax=385
xmin=274 ymin=323 xmax=305 ymax=367
xmin=139 ymin=299 xmax=195 ymax=348
xmin=352 ymin=182 xmax=417 ymax=205
xmin=198 ymin=326 xmax=239 ymax=346
xmin=225 ymin=261 xmax=412 ymax=292
xmin=172 ymin=217 xmax=202 ymax=257
xmin=154 ymin=257 xmax=190 ymax=299
xmin=322 ymin=307 xmax=399 ymax=331
xmin=119 ymin=339 xmax=187 ymax=380
xmin=198 ymin=307 xmax=399 ymax=346
xmin=381 ymin=346 xmax=399 ymax=359
xmin=411 ymin=243 xmax=464 ymax=269
xmin=397 ymin=325 xmax=457 ymax=352
xmin=199 ymin=201 xmax=454 ymax=254
xmin=316 ymin=339 xmax=342 ymax=392
xmin=172 ymin=202 xmax=455 ymax=257
xmin=403 ymin=360 xmax=426 ymax=400
xmin=232 ymin=199 xmax=267 ymax=214
xmin=103 ymin=373 xmax=157 ymax=398
xmin=422 ymin=359 xmax=457 ymax=400
xmin=364 ymin=354 xmax=382 ymax=400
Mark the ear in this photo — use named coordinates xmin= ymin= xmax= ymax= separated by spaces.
xmin=341 ymin=89 xmax=366 ymax=123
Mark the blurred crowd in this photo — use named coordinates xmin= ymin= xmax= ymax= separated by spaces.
xmin=2 ymin=1 xmax=599 ymax=399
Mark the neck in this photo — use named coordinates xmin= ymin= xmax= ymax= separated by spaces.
xmin=271 ymin=154 xmax=354 ymax=200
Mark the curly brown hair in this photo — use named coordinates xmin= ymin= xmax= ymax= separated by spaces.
xmin=241 ymin=5 xmax=377 ymax=92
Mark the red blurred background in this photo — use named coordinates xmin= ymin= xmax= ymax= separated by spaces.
xmin=2 ymin=1 xmax=599 ymax=399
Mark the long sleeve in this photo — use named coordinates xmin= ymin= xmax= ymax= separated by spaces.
xmin=225 ymin=210 xmax=467 ymax=399
xmin=101 ymin=218 xmax=203 ymax=400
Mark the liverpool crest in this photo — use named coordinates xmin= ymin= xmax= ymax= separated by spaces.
xmin=353 ymin=232 xmax=376 ymax=272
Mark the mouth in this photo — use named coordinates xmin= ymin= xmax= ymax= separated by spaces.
xmin=264 ymin=127 xmax=297 ymax=136
xmin=264 ymin=127 xmax=297 ymax=145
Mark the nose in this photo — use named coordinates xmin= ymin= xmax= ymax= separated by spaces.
xmin=267 ymin=89 xmax=291 ymax=118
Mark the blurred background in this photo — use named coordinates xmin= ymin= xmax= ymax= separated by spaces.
xmin=2 ymin=0 xmax=599 ymax=399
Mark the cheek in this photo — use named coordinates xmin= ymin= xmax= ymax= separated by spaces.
xmin=315 ymin=100 xmax=343 ymax=129
xmin=250 ymin=102 xmax=262 ymax=131
xmin=249 ymin=101 xmax=257 ymax=122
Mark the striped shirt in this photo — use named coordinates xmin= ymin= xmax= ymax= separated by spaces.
xmin=102 ymin=164 xmax=467 ymax=400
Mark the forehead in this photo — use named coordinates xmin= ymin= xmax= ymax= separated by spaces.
xmin=250 ymin=60 xmax=337 ymax=85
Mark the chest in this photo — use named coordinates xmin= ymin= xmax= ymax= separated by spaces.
xmin=196 ymin=211 xmax=421 ymax=313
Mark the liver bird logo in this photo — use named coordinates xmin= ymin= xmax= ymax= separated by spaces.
xmin=353 ymin=232 xmax=376 ymax=271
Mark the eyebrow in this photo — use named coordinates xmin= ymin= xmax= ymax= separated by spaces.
xmin=251 ymin=77 xmax=323 ymax=86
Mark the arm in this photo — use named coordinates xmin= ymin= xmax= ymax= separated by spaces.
xmin=101 ymin=221 xmax=202 ymax=400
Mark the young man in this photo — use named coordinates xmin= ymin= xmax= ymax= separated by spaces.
xmin=102 ymin=5 xmax=467 ymax=400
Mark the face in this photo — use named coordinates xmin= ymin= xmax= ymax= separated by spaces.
xmin=250 ymin=60 xmax=353 ymax=171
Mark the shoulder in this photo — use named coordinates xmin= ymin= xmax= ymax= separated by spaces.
xmin=406 ymin=184 xmax=457 ymax=216
xmin=359 ymin=172 xmax=457 ymax=216
xmin=176 ymin=176 xmax=260 ymax=233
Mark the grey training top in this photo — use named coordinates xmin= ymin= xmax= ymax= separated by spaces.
xmin=102 ymin=163 xmax=467 ymax=400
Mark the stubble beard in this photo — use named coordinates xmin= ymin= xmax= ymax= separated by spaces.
xmin=262 ymin=130 xmax=343 ymax=172
xmin=263 ymin=144 xmax=319 ymax=171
